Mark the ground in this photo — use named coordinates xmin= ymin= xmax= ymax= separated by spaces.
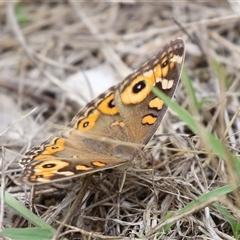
xmin=0 ymin=1 xmax=240 ymax=240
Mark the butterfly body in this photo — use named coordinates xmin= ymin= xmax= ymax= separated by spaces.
xmin=19 ymin=38 xmax=185 ymax=184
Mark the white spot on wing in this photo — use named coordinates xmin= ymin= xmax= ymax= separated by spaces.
xmin=167 ymin=80 xmax=174 ymax=89
xmin=143 ymin=69 xmax=153 ymax=78
xmin=162 ymin=79 xmax=174 ymax=89
xmin=162 ymin=79 xmax=168 ymax=89
xmin=56 ymin=171 xmax=75 ymax=176
xmin=170 ymin=55 xmax=183 ymax=64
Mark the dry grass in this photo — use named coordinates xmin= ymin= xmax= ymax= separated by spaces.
xmin=1 ymin=1 xmax=240 ymax=240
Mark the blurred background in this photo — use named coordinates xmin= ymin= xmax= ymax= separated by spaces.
xmin=1 ymin=1 xmax=240 ymax=239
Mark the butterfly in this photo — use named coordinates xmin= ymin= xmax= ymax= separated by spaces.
xmin=19 ymin=38 xmax=185 ymax=184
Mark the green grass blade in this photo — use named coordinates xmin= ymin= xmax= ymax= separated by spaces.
xmin=214 ymin=202 xmax=240 ymax=239
xmin=15 ymin=3 xmax=29 ymax=26
xmin=181 ymin=68 xmax=201 ymax=112
xmin=2 ymin=228 xmax=54 ymax=240
xmin=159 ymin=185 xmax=237 ymax=233
xmin=151 ymin=86 xmax=240 ymax=178
xmin=0 ymin=188 xmax=55 ymax=232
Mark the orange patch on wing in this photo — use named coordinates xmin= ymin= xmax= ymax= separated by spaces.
xmin=34 ymin=139 xmax=65 ymax=160
xmin=34 ymin=154 xmax=55 ymax=160
xmin=35 ymin=159 xmax=70 ymax=171
xmin=121 ymin=76 xmax=153 ymax=105
xmin=142 ymin=114 xmax=157 ymax=125
xmin=77 ymin=109 xmax=100 ymax=131
xmin=169 ymin=51 xmax=174 ymax=59
xmin=161 ymin=56 xmax=169 ymax=78
xmin=92 ymin=161 xmax=106 ymax=167
xmin=30 ymin=174 xmax=54 ymax=182
xmin=98 ymin=94 xmax=118 ymax=115
xmin=149 ymin=98 xmax=164 ymax=110
xmin=44 ymin=138 xmax=65 ymax=153
xmin=30 ymin=160 xmax=74 ymax=182
xmin=76 ymin=165 xmax=93 ymax=171
xmin=168 ymin=51 xmax=175 ymax=69
xmin=154 ymin=64 xmax=162 ymax=79
xmin=110 ymin=121 xmax=125 ymax=128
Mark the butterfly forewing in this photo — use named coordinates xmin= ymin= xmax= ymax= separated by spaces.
xmin=115 ymin=38 xmax=185 ymax=144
